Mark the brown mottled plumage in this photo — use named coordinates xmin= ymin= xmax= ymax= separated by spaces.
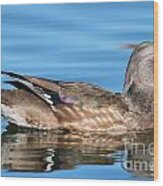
xmin=1 ymin=42 xmax=154 ymax=133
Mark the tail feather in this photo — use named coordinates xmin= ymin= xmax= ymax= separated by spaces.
xmin=2 ymin=72 xmax=62 ymax=106
xmin=2 ymin=71 xmax=27 ymax=81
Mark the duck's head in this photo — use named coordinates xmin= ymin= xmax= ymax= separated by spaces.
xmin=123 ymin=42 xmax=154 ymax=99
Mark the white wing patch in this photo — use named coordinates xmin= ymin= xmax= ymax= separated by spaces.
xmin=13 ymin=78 xmax=59 ymax=106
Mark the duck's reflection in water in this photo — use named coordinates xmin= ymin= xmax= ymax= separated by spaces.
xmin=1 ymin=124 xmax=153 ymax=178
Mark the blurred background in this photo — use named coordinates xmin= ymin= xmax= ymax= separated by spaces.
xmin=1 ymin=1 xmax=154 ymax=92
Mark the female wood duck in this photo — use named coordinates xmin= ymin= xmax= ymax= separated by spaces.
xmin=1 ymin=42 xmax=154 ymax=133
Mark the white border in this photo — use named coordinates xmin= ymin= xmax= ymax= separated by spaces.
xmin=0 ymin=0 xmax=157 ymax=5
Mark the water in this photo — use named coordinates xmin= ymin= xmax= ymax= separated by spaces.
xmin=1 ymin=1 xmax=154 ymax=180
xmin=1 ymin=127 xmax=154 ymax=180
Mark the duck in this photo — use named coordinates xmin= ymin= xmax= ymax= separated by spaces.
xmin=1 ymin=42 xmax=154 ymax=133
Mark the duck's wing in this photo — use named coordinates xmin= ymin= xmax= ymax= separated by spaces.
xmin=2 ymin=71 xmax=129 ymax=131
xmin=2 ymin=71 xmax=115 ymax=107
